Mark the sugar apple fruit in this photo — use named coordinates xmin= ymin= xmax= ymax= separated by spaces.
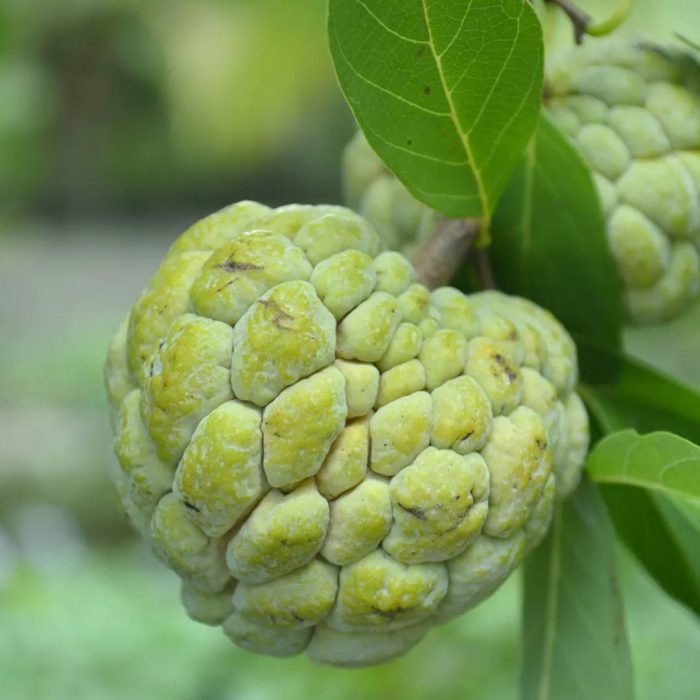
xmin=105 ymin=201 xmax=589 ymax=667
xmin=547 ymin=41 xmax=700 ymax=324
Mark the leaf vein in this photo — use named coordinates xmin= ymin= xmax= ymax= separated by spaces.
xmin=351 ymin=0 xmax=427 ymax=45
xmin=335 ymin=37 xmax=450 ymax=117
xmin=438 ymin=0 xmax=475 ymax=58
xmin=420 ymin=0 xmax=488 ymax=219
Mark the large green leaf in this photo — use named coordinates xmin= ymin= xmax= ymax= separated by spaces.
xmin=328 ymin=0 xmax=543 ymax=221
xmin=490 ymin=112 xmax=622 ymax=347
xmin=587 ymin=430 xmax=700 ymax=616
xmin=577 ymin=341 xmax=700 ymax=444
xmin=521 ymin=477 xmax=634 ymax=700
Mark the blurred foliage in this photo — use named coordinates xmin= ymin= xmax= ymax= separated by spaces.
xmin=3 ymin=0 xmax=699 ymax=219
xmin=0 ymin=546 xmax=519 ymax=700
xmin=625 ymin=297 xmax=700 ymax=388
xmin=0 ymin=540 xmax=698 ymax=700
xmin=1 ymin=0 xmax=350 ymax=218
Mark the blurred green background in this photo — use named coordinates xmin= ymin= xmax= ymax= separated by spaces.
xmin=0 ymin=1 xmax=699 ymax=698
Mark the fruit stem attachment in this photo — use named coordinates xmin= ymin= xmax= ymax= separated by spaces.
xmin=545 ymin=0 xmax=632 ymax=44
xmin=413 ymin=217 xmax=480 ymax=290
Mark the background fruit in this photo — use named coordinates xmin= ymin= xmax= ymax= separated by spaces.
xmin=343 ymin=42 xmax=700 ymax=325
xmin=547 ymin=41 xmax=700 ymax=323
xmin=105 ymin=202 xmax=589 ymax=666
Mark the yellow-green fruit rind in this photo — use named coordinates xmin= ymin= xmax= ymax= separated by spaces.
xmin=321 ymin=476 xmax=393 ymax=566
xmin=306 ymin=622 xmax=430 ymax=667
xmin=327 ymin=550 xmax=448 ymax=632
xmin=316 ymin=418 xmax=370 ymax=500
xmin=140 ymin=314 xmax=234 ymax=466
xmin=105 ymin=313 xmax=135 ymax=427
xmin=190 ymin=230 xmax=313 ymax=326
xmin=105 ymin=202 xmax=590 ymax=667
xmin=174 ymin=400 xmax=266 ymax=538
xmin=547 ymin=40 xmax=700 ymax=323
xmin=150 ymin=493 xmax=230 ymax=595
xmin=225 ymin=481 xmax=329 ymax=584
xmin=233 ymin=559 xmax=338 ymax=629
xmin=262 ymin=366 xmax=347 ymax=488
xmin=181 ymin=581 xmax=235 ymax=626
xmin=222 ymin=610 xmax=312 ymax=657
xmin=230 ymin=280 xmax=336 ymax=407
xmin=383 ymin=448 xmax=490 ymax=564
xmin=114 ymin=390 xmax=173 ymax=520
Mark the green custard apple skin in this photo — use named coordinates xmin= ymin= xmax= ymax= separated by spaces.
xmin=547 ymin=41 xmax=700 ymax=324
xmin=105 ymin=201 xmax=589 ymax=667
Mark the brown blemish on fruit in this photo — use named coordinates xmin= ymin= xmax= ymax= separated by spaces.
xmin=216 ymin=257 xmax=264 ymax=273
xmin=371 ymin=605 xmax=414 ymax=620
xmin=398 ymin=502 xmax=426 ymax=520
xmin=493 ymin=353 xmax=517 ymax=382
xmin=259 ymin=299 xmax=294 ymax=330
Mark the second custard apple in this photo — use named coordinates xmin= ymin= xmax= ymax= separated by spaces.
xmin=105 ymin=201 xmax=589 ymax=667
xmin=342 ymin=41 xmax=700 ymax=325
xmin=547 ymin=40 xmax=700 ymax=324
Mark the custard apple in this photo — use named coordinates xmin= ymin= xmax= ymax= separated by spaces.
xmin=547 ymin=41 xmax=700 ymax=324
xmin=105 ymin=201 xmax=589 ymax=667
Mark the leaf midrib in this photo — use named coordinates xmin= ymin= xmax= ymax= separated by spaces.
xmin=420 ymin=0 xmax=490 ymax=223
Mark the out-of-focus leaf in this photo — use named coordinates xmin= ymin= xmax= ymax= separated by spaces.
xmin=588 ymin=430 xmax=700 ymax=503
xmin=521 ymin=477 xmax=634 ymax=700
xmin=577 ymin=342 xmax=700 ymax=444
xmin=491 ymin=112 xmax=622 ymax=347
xmin=587 ymin=430 xmax=700 ymax=616
xmin=625 ymin=296 xmax=700 ymax=389
xmin=328 ymin=0 xmax=543 ymax=220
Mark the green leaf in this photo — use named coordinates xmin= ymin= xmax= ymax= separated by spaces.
xmin=577 ymin=341 xmax=700 ymax=444
xmin=521 ymin=477 xmax=634 ymax=700
xmin=327 ymin=0 xmax=543 ymax=221
xmin=625 ymin=296 xmax=700 ymax=389
xmin=587 ymin=430 xmax=700 ymax=505
xmin=490 ymin=112 xmax=622 ymax=348
xmin=587 ymin=430 xmax=700 ymax=616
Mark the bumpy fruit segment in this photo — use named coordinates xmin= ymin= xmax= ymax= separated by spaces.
xmin=105 ymin=201 xmax=589 ymax=666
xmin=547 ymin=40 xmax=700 ymax=323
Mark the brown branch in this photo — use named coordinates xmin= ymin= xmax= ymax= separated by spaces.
xmin=545 ymin=0 xmax=591 ymax=43
xmin=413 ymin=217 xmax=480 ymax=290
